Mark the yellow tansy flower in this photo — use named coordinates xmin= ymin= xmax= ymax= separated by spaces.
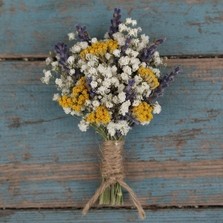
xmin=132 ymin=102 xmax=153 ymax=124
xmin=138 ymin=66 xmax=159 ymax=90
xmin=80 ymin=39 xmax=118 ymax=59
xmin=85 ymin=106 xmax=111 ymax=125
xmin=58 ymin=77 xmax=89 ymax=112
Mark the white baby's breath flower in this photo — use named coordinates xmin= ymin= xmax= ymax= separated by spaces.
xmin=118 ymin=92 xmax=126 ymax=103
xmin=105 ymin=53 xmax=111 ymax=60
xmin=71 ymin=45 xmax=81 ymax=53
xmin=107 ymin=120 xmax=131 ymax=137
xmin=153 ymin=102 xmax=162 ymax=114
xmin=113 ymin=32 xmax=126 ymax=45
xmin=45 ymin=57 xmax=52 ymax=65
xmin=153 ymin=51 xmax=163 ymax=66
xmin=104 ymin=32 xmax=109 ymax=39
xmin=131 ymin=20 xmax=137 ymax=26
xmin=118 ymin=84 xmax=125 ymax=92
xmin=119 ymin=100 xmax=131 ymax=116
xmin=150 ymin=67 xmax=161 ymax=77
xmin=102 ymin=80 xmax=111 ymax=88
xmin=141 ymin=34 xmax=149 ymax=44
xmin=68 ymin=32 xmax=75 ymax=40
xmin=63 ymin=107 xmax=71 ymax=114
xmin=112 ymin=96 xmax=119 ymax=104
xmin=129 ymin=28 xmax=138 ymax=37
xmin=131 ymin=38 xmax=140 ymax=46
xmin=91 ymin=37 xmax=97 ymax=43
xmin=81 ymin=64 xmax=87 ymax=72
xmin=92 ymin=100 xmax=100 ymax=108
xmin=97 ymin=78 xmax=102 ymax=83
xmin=41 ymin=70 xmax=52 ymax=84
xmin=97 ymin=86 xmax=106 ymax=94
xmin=78 ymin=120 xmax=89 ymax=132
xmin=90 ymin=81 xmax=97 ymax=88
xmin=140 ymin=62 xmax=146 ymax=68
xmin=113 ymin=49 xmax=121 ymax=57
xmin=132 ymin=64 xmax=139 ymax=72
xmin=119 ymin=56 xmax=130 ymax=66
xmin=52 ymin=93 xmax=60 ymax=101
xmin=88 ymin=67 xmax=97 ymax=75
xmin=118 ymin=23 xmax=128 ymax=32
xmin=55 ymin=78 xmax=63 ymax=87
xmin=111 ymin=77 xmax=119 ymax=87
xmin=121 ymin=72 xmax=129 ymax=81
xmin=111 ymin=65 xmax=117 ymax=73
xmin=67 ymin=56 xmax=75 ymax=65
xmin=134 ymin=75 xmax=143 ymax=84
xmin=123 ymin=66 xmax=132 ymax=75
xmin=69 ymin=69 xmax=75 ymax=75
xmin=51 ymin=61 xmax=59 ymax=68
xmin=107 ymin=122 xmax=116 ymax=136
xmin=105 ymin=101 xmax=113 ymax=108
xmin=133 ymin=100 xmax=140 ymax=106
xmin=131 ymin=50 xmax=139 ymax=58
xmin=79 ymin=41 xmax=88 ymax=49
xmin=125 ymin=18 xmax=132 ymax=25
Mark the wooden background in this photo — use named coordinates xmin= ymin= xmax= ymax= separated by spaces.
xmin=0 ymin=0 xmax=223 ymax=222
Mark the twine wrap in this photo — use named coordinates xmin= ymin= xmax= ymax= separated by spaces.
xmin=82 ymin=140 xmax=145 ymax=219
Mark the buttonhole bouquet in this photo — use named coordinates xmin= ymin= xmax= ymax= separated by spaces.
xmin=41 ymin=8 xmax=180 ymax=219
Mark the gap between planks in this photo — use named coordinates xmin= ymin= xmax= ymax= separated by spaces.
xmin=0 ymin=205 xmax=223 ymax=211
xmin=0 ymin=54 xmax=223 ymax=61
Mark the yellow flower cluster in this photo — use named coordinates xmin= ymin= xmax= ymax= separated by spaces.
xmin=132 ymin=102 xmax=153 ymax=123
xmin=85 ymin=106 xmax=111 ymax=125
xmin=58 ymin=77 xmax=89 ymax=112
xmin=138 ymin=66 xmax=159 ymax=90
xmin=80 ymin=39 xmax=118 ymax=59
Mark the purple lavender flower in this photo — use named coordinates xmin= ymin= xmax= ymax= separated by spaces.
xmin=139 ymin=38 xmax=165 ymax=62
xmin=125 ymin=79 xmax=135 ymax=101
xmin=148 ymin=66 xmax=181 ymax=102
xmin=121 ymin=37 xmax=131 ymax=55
xmin=108 ymin=8 xmax=122 ymax=38
xmin=54 ymin=42 xmax=69 ymax=69
xmin=76 ymin=25 xmax=90 ymax=42
xmin=86 ymin=76 xmax=96 ymax=98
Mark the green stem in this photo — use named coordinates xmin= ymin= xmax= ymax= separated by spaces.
xmin=99 ymin=182 xmax=123 ymax=206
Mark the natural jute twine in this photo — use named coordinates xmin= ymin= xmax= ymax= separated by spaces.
xmin=82 ymin=140 xmax=145 ymax=219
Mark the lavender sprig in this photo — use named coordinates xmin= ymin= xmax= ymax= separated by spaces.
xmin=76 ymin=25 xmax=90 ymax=42
xmin=148 ymin=66 xmax=181 ymax=101
xmin=121 ymin=37 xmax=131 ymax=55
xmin=54 ymin=42 xmax=69 ymax=69
xmin=108 ymin=8 xmax=122 ymax=38
xmin=125 ymin=79 xmax=135 ymax=101
xmin=139 ymin=38 xmax=165 ymax=62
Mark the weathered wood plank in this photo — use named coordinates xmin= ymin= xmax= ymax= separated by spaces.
xmin=0 ymin=0 xmax=223 ymax=56
xmin=0 ymin=209 xmax=222 ymax=223
xmin=0 ymin=58 xmax=222 ymax=208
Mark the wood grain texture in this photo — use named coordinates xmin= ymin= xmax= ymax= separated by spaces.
xmin=0 ymin=58 xmax=222 ymax=209
xmin=1 ymin=0 xmax=223 ymax=56
xmin=0 ymin=209 xmax=222 ymax=223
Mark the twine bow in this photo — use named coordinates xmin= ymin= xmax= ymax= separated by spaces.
xmin=82 ymin=140 xmax=145 ymax=219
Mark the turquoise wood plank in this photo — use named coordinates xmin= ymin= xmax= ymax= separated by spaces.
xmin=0 ymin=209 xmax=222 ymax=223
xmin=0 ymin=59 xmax=222 ymax=208
xmin=0 ymin=0 xmax=223 ymax=56
xmin=1 ymin=59 xmax=222 ymax=163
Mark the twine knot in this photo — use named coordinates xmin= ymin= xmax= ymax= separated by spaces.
xmin=82 ymin=140 xmax=145 ymax=219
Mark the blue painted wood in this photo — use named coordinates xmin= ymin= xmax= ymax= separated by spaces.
xmin=0 ymin=0 xmax=223 ymax=56
xmin=0 ymin=209 xmax=222 ymax=223
xmin=0 ymin=59 xmax=222 ymax=208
